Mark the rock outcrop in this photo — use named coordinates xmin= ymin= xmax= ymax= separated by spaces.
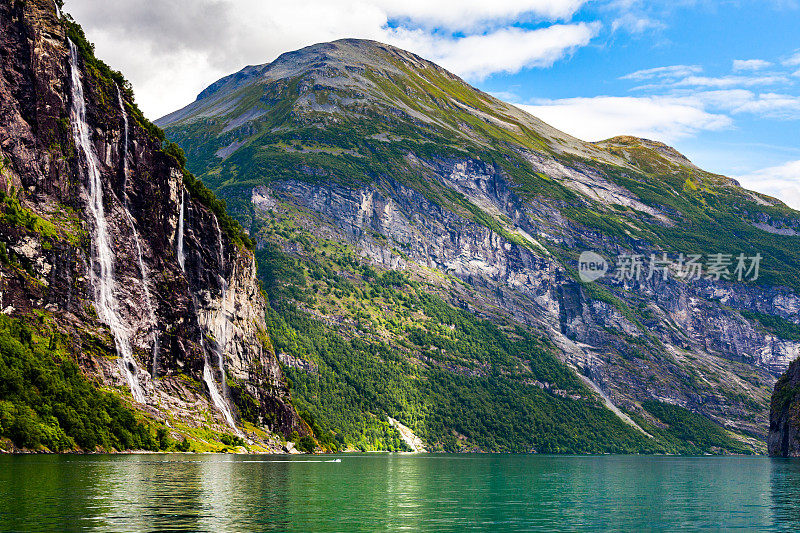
xmin=768 ymin=360 xmax=800 ymax=456
xmin=0 ymin=0 xmax=301 ymax=443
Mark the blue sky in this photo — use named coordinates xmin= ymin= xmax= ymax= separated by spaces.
xmin=476 ymin=1 xmax=800 ymax=201
xmin=66 ymin=0 xmax=800 ymax=207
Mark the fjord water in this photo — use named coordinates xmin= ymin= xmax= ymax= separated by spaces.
xmin=2 ymin=455 xmax=800 ymax=531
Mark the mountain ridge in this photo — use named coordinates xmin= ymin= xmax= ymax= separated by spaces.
xmin=163 ymin=40 xmax=699 ymax=173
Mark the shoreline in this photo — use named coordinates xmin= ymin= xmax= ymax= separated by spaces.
xmin=0 ymin=449 xmax=773 ymax=457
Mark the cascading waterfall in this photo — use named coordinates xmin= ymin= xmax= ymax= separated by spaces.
xmin=116 ymin=86 xmax=160 ymax=377
xmin=203 ymin=355 xmax=237 ymax=430
xmin=117 ymin=87 xmax=129 ymax=195
xmin=177 ymin=189 xmax=185 ymax=271
xmin=69 ymin=40 xmax=144 ymax=403
xmin=183 ymin=209 xmax=237 ymax=432
xmin=213 ymin=213 xmax=227 ymax=278
xmin=211 ymin=213 xmax=232 ymax=405
xmin=195 ymin=302 xmax=238 ymax=431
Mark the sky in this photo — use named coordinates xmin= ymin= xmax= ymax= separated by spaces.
xmin=63 ymin=0 xmax=800 ymax=208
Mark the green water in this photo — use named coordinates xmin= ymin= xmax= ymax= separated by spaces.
xmin=1 ymin=454 xmax=799 ymax=531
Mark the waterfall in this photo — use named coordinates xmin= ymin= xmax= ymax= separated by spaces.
xmin=195 ymin=303 xmax=238 ymax=432
xmin=69 ymin=40 xmax=144 ymax=403
xmin=213 ymin=213 xmax=227 ymax=286
xmin=117 ymin=87 xmax=129 ymax=195
xmin=116 ymin=86 xmax=160 ymax=377
xmin=211 ymin=213 xmax=232 ymax=409
xmin=203 ymin=357 xmax=237 ymax=430
xmin=53 ymin=0 xmax=61 ymax=19
xmin=182 ymin=210 xmax=236 ymax=431
xmin=177 ymin=189 xmax=185 ymax=271
xmin=213 ymin=272 xmax=233 ymax=408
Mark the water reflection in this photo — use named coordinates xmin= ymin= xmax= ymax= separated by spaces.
xmin=770 ymin=458 xmax=800 ymax=530
xmin=0 ymin=454 xmax=797 ymax=531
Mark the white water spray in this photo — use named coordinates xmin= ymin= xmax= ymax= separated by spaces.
xmin=203 ymin=358 xmax=237 ymax=430
xmin=116 ymin=86 xmax=160 ymax=377
xmin=213 ymin=213 xmax=226 ymax=277
xmin=177 ymin=189 xmax=185 ymax=272
xmin=69 ymin=40 xmax=144 ymax=403
xmin=195 ymin=311 xmax=238 ymax=431
xmin=211 ymin=214 xmax=233 ymax=407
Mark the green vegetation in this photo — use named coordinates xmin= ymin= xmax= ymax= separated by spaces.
xmin=0 ymin=188 xmax=58 ymax=240
xmin=771 ymin=368 xmax=800 ymax=414
xmin=255 ymin=218 xmax=664 ymax=453
xmin=181 ymin=168 xmax=254 ymax=250
xmin=159 ymin=42 xmax=780 ymax=454
xmin=634 ymin=401 xmax=753 ymax=455
xmin=219 ymin=433 xmax=245 ymax=447
xmin=740 ymin=309 xmax=800 ymax=341
xmin=296 ymin=435 xmax=316 ymax=453
xmin=597 ymin=161 xmax=800 ymax=293
xmin=0 ymin=315 xmax=170 ymax=452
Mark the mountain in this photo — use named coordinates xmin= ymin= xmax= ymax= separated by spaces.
xmin=0 ymin=0 xmax=305 ymax=452
xmin=158 ymin=38 xmax=800 ymax=453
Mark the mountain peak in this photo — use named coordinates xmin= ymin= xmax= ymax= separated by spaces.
xmin=595 ymin=135 xmax=697 ymax=169
xmin=157 ymin=37 xmax=592 ymax=162
xmin=193 ymin=38 xmax=444 ymax=103
xmin=156 ymin=39 xmax=696 ymax=176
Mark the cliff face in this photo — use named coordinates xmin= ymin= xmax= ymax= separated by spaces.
xmin=258 ymin=157 xmax=787 ymax=439
xmin=0 ymin=0 xmax=300 ymax=446
xmin=768 ymin=360 xmax=800 ymax=456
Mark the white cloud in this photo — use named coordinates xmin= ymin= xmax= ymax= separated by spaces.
xmin=610 ymin=13 xmax=664 ymax=34
xmin=736 ymin=160 xmax=800 ymax=210
xmin=389 ymin=23 xmax=601 ymax=80
xmin=725 ymin=93 xmax=800 ymax=118
xmin=784 ymin=51 xmax=800 ymax=67
xmin=624 ymin=61 xmax=795 ymax=92
xmin=507 ymin=89 xmax=800 ymax=147
xmin=621 ymin=64 xmax=702 ymax=81
xmin=514 ymin=95 xmax=731 ymax=143
xmin=686 ymin=90 xmax=800 ymax=118
xmin=732 ymin=59 xmax=772 ymax=71
xmin=63 ymin=0 xmax=599 ymax=118
xmin=378 ymin=0 xmax=588 ymax=29
xmin=672 ymin=75 xmax=789 ymax=88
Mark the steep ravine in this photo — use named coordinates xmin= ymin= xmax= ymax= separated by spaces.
xmin=0 ymin=0 xmax=302 ymax=451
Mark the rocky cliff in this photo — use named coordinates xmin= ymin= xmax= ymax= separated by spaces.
xmin=158 ymin=38 xmax=800 ymax=452
xmin=768 ymin=360 xmax=800 ymax=456
xmin=0 ymin=0 xmax=301 ymax=451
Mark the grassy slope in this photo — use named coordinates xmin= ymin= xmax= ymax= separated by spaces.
xmin=250 ymin=206 xmax=754 ymax=454
xmin=0 ymin=314 xmax=172 ymax=452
